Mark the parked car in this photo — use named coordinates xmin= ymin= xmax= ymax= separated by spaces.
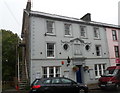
xmin=29 ymin=77 xmax=88 ymax=93
xmin=98 ymin=65 xmax=120 ymax=90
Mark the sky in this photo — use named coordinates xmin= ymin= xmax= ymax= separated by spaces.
xmin=0 ymin=0 xmax=120 ymax=36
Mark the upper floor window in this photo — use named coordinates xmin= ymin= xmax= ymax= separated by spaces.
xmin=114 ymin=46 xmax=120 ymax=58
xmin=64 ymin=23 xmax=72 ymax=36
xmin=112 ymin=30 xmax=117 ymax=41
xmin=80 ymin=26 xmax=87 ymax=38
xmin=95 ymin=45 xmax=102 ymax=56
xmin=94 ymin=64 xmax=106 ymax=78
xmin=94 ymin=27 xmax=100 ymax=39
xmin=46 ymin=43 xmax=55 ymax=58
xmin=46 ymin=21 xmax=55 ymax=34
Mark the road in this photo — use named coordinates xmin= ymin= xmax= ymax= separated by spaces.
xmin=1 ymin=89 xmax=120 ymax=93
xmin=89 ymin=89 xmax=120 ymax=93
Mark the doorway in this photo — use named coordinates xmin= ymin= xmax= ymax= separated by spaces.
xmin=76 ymin=65 xmax=83 ymax=83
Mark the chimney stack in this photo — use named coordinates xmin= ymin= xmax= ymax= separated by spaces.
xmin=26 ymin=0 xmax=31 ymax=11
xmin=81 ymin=13 xmax=91 ymax=21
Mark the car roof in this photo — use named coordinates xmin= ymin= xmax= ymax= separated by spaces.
xmin=107 ymin=66 xmax=120 ymax=70
xmin=34 ymin=77 xmax=73 ymax=81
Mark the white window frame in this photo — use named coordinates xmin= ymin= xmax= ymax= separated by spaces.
xmin=46 ymin=20 xmax=55 ymax=35
xmin=80 ymin=26 xmax=87 ymax=38
xmin=95 ymin=45 xmax=102 ymax=57
xmin=46 ymin=43 xmax=55 ymax=58
xmin=94 ymin=64 xmax=106 ymax=78
xmin=42 ymin=66 xmax=61 ymax=78
xmin=64 ymin=23 xmax=72 ymax=36
xmin=94 ymin=27 xmax=100 ymax=39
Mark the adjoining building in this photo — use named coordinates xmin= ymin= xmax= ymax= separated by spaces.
xmin=106 ymin=28 xmax=120 ymax=66
xmin=118 ymin=1 xmax=120 ymax=63
xmin=19 ymin=1 xmax=120 ymax=87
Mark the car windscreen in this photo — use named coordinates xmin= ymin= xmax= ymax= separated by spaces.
xmin=103 ymin=69 xmax=118 ymax=77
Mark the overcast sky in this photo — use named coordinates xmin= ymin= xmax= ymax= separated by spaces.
xmin=0 ymin=0 xmax=120 ymax=35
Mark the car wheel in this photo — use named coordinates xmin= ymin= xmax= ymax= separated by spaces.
xmin=79 ymin=89 xmax=88 ymax=93
xmin=45 ymin=91 xmax=51 ymax=93
xmin=116 ymin=84 xmax=120 ymax=91
xmin=79 ymin=89 xmax=84 ymax=93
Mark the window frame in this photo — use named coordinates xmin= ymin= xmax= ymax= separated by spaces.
xmin=42 ymin=66 xmax=61 ymax=78
xmin=94 ymin=64 xmax=106 ymax=78
xmin=46 ymin=43 xmax=55 ymax=58
xmin=46 ymin=20 xmax=55 ymax=35
xmin=64 ymin=23 xmax=72 ymax=36
xmin=114 ymin=46 xmax=120 ymax=58
xmin=95 ymin=45 xmax=102 ymax=57
xmin=112 ymin=30 xmax=117 ymax=41
xmin=80 ymin=25 xmax=87 ymax=38
xmin=93 ymin=27 xmax=100 ymax=39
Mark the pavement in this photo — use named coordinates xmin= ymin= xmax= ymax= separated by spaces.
xmin=2 ymin=89 xmax=29 ymax=93
xmin=88 ymin=83 xmax=100 ymax=90
xmin=1 ymin=84 xmax=99 ymax=93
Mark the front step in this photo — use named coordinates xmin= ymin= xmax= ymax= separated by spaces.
xmin=19 ymin=80 xmax=29 ymax=90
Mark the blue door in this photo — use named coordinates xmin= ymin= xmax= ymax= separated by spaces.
xmin=76 ymin=66 xmax=82 ymax=83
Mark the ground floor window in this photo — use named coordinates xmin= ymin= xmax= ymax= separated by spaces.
xmin=42 ymin=66 xmax=61 ymax=78
xmin=94 ymin=64 xmax=106 ymax=78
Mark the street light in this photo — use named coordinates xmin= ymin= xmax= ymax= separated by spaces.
xmin=67 ymin=56 xmax=71 ymax=66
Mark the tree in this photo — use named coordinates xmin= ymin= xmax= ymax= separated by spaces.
xmin=1 ymin=29 xmax=21 ymax=81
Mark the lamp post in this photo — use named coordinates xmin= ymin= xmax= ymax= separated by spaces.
xmin=67 ymin=56 xmax=71 ymax=66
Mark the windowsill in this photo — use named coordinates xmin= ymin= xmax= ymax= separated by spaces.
xmin=113 ymin=40 xmax=118 ymax=42
xmin=96 ymin=56 xmax=102 ymax=58
xmin=47 ymin=57 xmax=55 ymax=59
xmin=81 ymin=37 xmax=88 ymax=39
xmin=74 ymin=53 xmax=82 ymax=55
xmin=94 ymin=38 xmax=101 ymax=40
xmin=45 ymin=33 xmax=56 ymax=36
xmin=64 ymin=35 xmax=73 ymax=38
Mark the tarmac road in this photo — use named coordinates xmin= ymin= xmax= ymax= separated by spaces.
xmin=2 ymin=89 xmax=120 ymax=93
xmin=89 ymin=90 xmax=120 ymax=93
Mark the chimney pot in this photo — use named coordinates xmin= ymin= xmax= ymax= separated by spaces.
xmin=28 ymin=0 xmax=31 ymax=2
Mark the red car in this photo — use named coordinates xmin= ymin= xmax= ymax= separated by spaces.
xmin=98 ymin=65 xmax=120 ymax=90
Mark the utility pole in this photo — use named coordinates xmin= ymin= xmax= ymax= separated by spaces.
xmin=18 ymin=52 xmax=20 ymax=82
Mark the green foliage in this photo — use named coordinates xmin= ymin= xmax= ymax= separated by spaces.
xmin=1 ymin=29 xmax=21 ymax=81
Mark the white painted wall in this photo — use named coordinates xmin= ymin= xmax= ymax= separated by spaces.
xmin=29 ymin=15 xmax=110 ymax=84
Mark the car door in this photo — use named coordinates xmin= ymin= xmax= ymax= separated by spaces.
xmin=61 ymin=78 xmax=79 ymax=93
xmin=51 ymin=78 xmax=62 ymax=93
xmin=71 ymin=81 xmax=80 ymax=93
xmin=42 ymin=79 xmax=52 ymax=92
xmin=60 ymin=78 xmax=72 ymax=93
